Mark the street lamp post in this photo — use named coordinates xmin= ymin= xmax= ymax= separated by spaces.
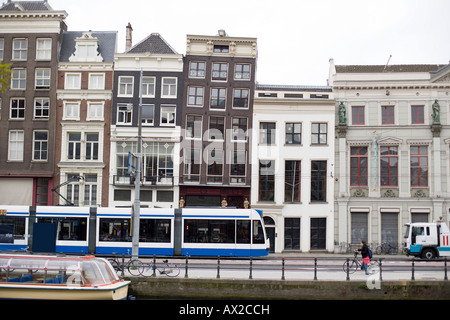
xmin=131 ymin=69 xmax=143 ymax=260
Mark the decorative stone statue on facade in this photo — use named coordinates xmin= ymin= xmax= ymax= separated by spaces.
xmin=432 ymin=99 xmax=440 ymax=125
xmin=338 ymin=102 xmax=347 ymax=125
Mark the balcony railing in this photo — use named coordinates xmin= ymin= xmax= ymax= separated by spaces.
xmin=113 ymin=175 xmax=174 ymax=187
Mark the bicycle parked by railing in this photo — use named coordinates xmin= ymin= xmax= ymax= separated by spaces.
xmin=342 ymin=250 xmax=379 ymax=274
xmin=375 ymin=242 xmax=398 ymax=255
xmin=107 ymin=254 xmax=144 ymax=277
xmin=140 ymin=259 xmax=180 ymax=277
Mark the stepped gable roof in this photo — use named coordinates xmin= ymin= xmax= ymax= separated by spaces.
xmin=0 ymin=1 xmax=53 ymax=11
xmin=126 ymin=33 xmax=178 ymax=54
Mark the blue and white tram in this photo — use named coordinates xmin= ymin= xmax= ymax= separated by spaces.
xmin=0 ymin=206 xmax=270 ymax=257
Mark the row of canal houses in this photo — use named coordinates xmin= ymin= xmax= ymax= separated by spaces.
xmin=1 ymin=1 xmax=450 ymax=253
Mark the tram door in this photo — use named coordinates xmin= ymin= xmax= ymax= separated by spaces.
xmin=32 ymin=223 xmax=57 ymax=253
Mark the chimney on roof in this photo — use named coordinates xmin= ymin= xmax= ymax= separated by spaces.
xmin=126 ymin=23 xmax=133 ymax=52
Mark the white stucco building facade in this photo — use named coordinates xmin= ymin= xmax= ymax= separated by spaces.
xmin=251 ymin=85 xmax=335 ymax=253
xmin=329 ymin=59 xmax=450 ymax=253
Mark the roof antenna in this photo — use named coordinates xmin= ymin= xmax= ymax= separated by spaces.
xmin=383 ymin=54 xmax=392 ymax=72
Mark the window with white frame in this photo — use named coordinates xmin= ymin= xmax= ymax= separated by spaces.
xmin=87 ymin=102 xmax=104 ymax=120
xmin=118 ymin=76 xmax=133 ymax=96
xmin=0 ymin=39 xmax=4 ymax=60
xmin=12 ymin=39 xmax=27 ymax=60
xmin=11 ymin=69 xmax=26 ymax=89
xmin=160 ymin=105 xmax=176 ymax=126
xmin=35 ymin=69 xmax=51 ymax=90
xmin=33 ymin=131 xmax=48 ymax=161
xmin=161 ymin=77 xmax=177 ymax=98
xmin=212 ymin=62 xmax=228 ymax=81
xmin=210 ymin=87 xmax=226 ymax=109
xmin=88 ymin=73 xmax=105 ymax=90
xmin=34 ymin=98 xmax=49 ymax=119
xmin=187 ymin=86 xmax=204 ymax=107
xmin=186 ymin=115 xmax=202 ymax=139
xmin=189 ymin=61 xmax=205 ymax=78
xmin=36 ymin=38 xmax=52 ymax=60
xmin=10 ymin=98 xmax=25 ymax=119
xmin=66 ymin=173 xmax=80 ymax=206
xmin=207 ymin=149 xmax=223 ymax=183
xmin=142 ymin=77 xmax=155 ymax=97
xmin=117 ymin=103 xmax=132 ymax=124
xmin=141 ymin=104 xmax=154 ymax=125
xmin=230 ymin=150 xmax=246 ymax=184
xmin=64 ymin=102 xmax=80 ymax=120
xmin=8 ymin=130 xmax=24 ymax=161
xmin=234 ymin=63 xmax=251 ymax=80
xmin=232 ymin=88 xmax=249 ymax=108
xmin=184 ymin=148 xmax=201 ymax=183
xmin=68 ymin=133 xmax=81 ymax=160
xmin=85 ymin=133 xmax=99 ymax=160
xmin=83 ymin=174 xmax=98 ymax=206
xmin=65 ymin=73 xmax=81 ymax=90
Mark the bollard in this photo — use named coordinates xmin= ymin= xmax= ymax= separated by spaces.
xmin=185 ymin=256 xmax=189 ymax=279
xmin=216 ymin=256 xmax=220 ymax=279
xmin=411 ymin=259 xmax=415 ymax=281
xmin=314 ymin=258 xmax=317 ymax=280
xmin=249 ymin=257 xmax=253 ymax=280
xmin=281 ymin=258 xmax=285 ymax=280
xmin=445 ymin=257 xmax=448 ymax=281
xmin=346 ymin=258 xmax=350 ymax=281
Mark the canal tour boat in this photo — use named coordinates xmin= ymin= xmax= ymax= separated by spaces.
xmin=0 ymin=253 xmax=130 ymax=300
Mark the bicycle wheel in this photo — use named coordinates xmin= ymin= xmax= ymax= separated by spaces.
xmin=368 ymin=260 xmax=379 ymax=275
xmin=127 ymin=259 xmax=144 ymax=276
xmin=108 ymin=259 xmax=121 ymax=273
xmin=342 ymin=260 xmax=358 ymax=274
xmin=140 ymin=263 xmax=156 ymax=277
xmin=165 ymin=264 xmax=180 ymax=277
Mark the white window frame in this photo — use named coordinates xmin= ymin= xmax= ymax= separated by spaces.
xmin=117 ymin=103 xmax=133 ymax=125
xmin=34 ymin=98 xmax=50 ymax=120
xmin=160 ymin=105 xmax=176 ymax=126
xmin=87 ymin=102 xmax=104 ymax=121
xmin=35 ymin=68 xmax=51 ymax=90
xmin=0 ymin=39 xmax=4 ymax=61
xmin=161 ymin=77 xmax=177 ymax=98
xmin=88 ymin=73 xmax=105 ymax=90
xmin=141 ymin=76 xmax=156 ymax=97
xmin=8 ymin=130 xmax=24 ymax=161
xmin=65 ymin=73 xmax=81 ymax=90
xmin=118 ymin=76 xmax=134 ymax=97
xmin=12 ymin=38 xmax=27 ymax=61
xmin=10 ymin=98 xmax=25 ymax=120
xmin=11 ymin=69 xmax=26 ymax=90
xmin=32 ymin=130 xmax=48 ymax=161
xmin=63 ymin=101 xmax=81 ymax=120
xmin=36 ymin=38 xmax=52 ymax=61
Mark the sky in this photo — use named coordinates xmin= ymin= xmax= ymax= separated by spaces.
xmin=48 ymin=0 xmax=450 ymax=86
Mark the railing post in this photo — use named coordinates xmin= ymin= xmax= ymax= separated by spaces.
xmin=184 ymin=256 xmax=189 ymax=279
xmin=216 ymin=256 xmax=220 ymax=279
xmin=379 ymin=258 xmax=383 ymax=281
xmin=249 ymin=257 xmax=253 ymax=280
xmin=411 ymin=259 xmax=415 ymax=281
xmin=281 ymin=257 xmax=285 ymax=280
xmin=346 ymin=258 xmax=350 ymax=281
xmin=444 ymin=257 xmax=448 ymax=281
xmin=314 ymin=258 xmax=318 ymax=280
xmin=121 ymin=254 xmax=125 ymax=277
xmin=152 ymin=255 xmax=156 ymax=277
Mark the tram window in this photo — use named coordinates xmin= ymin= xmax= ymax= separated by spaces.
xmin=99 ymin=218 xmax=131 ymax=242
xmin=237 ymin=220 xmax=250 ymax=244
xmin=140 ymin=219 xmax=171 ymax=243
xmin=38 ymin=218 xmax=87 ymax=241
xmin=0 ymin=218 xmax=25 ymax=242
xmin=184 ymin=219 xmax=235 ymax=243
xmin=252 ymin=220 xmax=265 ymax=244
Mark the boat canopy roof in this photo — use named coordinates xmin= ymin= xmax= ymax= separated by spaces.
xmin=0 ymin=254 xmax=119 ymax=286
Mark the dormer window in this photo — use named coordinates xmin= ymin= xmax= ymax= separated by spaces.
xmin=69 ymin=32 xmax=103 ymax=62
xmin=213 ymin=45 xmax=229 ymax=53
